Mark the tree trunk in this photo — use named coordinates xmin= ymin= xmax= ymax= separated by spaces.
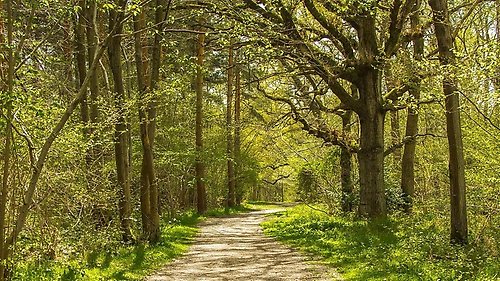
xmin=340 ymin=111 xmax=354 ymax=212
xmin=234 ymin=54 xmax=243 ymax=205
xmin=356 ymin=16 xmax=386 ymax=218
xmin=226 ymin=44 xmax=236 ymax=208
xmin=145 ymin=0 xmax=165 ymax=243
xmin=429 ymin=0 xmax=468 ymax=244
xmin=401 ymin=0 xmax=423 ymax=214
xmin=75 ymin=0 xmax=89 ymax=137
xmin=108 ymin=1 xmax=133 ymax=242
xmin=0 ymin=0 xmax=13 ymax=277
xmin=495 ymin=0 xmax=500 ymax=91
xmin=195 ymin=24 xmax=207 ymax=214
xmin=133 ymin=10 xmax=152 ymax=240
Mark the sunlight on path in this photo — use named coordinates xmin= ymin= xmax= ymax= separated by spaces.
xmin=146 ymin=209 xmax=342 ymax=281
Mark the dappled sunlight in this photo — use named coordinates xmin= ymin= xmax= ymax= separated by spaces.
xmin=147 ymin=210 xmax=341 ymax=280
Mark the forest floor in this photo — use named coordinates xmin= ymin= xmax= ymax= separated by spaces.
xmin=146 ymin=208 xmax=342 ymax=281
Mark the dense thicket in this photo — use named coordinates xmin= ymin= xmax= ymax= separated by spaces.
xmin=0 ymin=0 xmax=498 ymax=279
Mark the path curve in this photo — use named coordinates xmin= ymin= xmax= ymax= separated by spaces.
xmin=146 ymin=209 xmax=341 ymax=280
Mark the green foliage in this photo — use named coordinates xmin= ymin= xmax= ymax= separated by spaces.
xmin=13 ymin=213 xmax=200 ymax=281
xmin=262 ymin=205 xmax=499 ymax=281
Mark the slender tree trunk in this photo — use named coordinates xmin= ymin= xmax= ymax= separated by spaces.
xmin=146 ymin=0 xmax=165 ymax=243
xmin=234 ymin=55 xmax=243 ymax=205
xmin=495 ymin=0 xmax=500 ymax=91
xmin=5 ymin=25 xmax=111 ymax=274
xmin=226 ymin=44 xmax=236 ymax=208
xmin=429 ymin=0 xmax=468 ymax=244
xmin=108 ymin=1 xmax=133 ymax=242
xmin=75 ymin=0 xmax=89 ymax=136
xmin=0 ymin=0 xmax=13 ymax=278
xmin=195 ymin=24 xmax=207 ymax=214
xmin=133 ymin=10 xmax=152 ymax=240
xmin=401 ymin=0 xmax=423 ymax=214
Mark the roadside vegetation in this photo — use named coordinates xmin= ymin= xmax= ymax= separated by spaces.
xmin=262 ymin=205 xmax=499 ymax=281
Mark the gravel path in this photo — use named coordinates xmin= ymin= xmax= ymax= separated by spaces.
xmin=146 ymin=209 xmax=342 ymax=281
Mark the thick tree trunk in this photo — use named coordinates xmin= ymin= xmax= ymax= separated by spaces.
xmin=226 ymin=44 xmax=236 ymax=208
xmin=429 ymin=0 xmax=468 ymax=244
xmin=356 ymin=16 xmax=386 ymax=218
xmin=108 ymin=2 xmax=133 ymax=242
xmin=195 ymin=26 xmax=207 ymax=214
xmin=234 ymin=56 xmax=243 ymax=205
xmin=401 ymin=0 xmax=423 ymax=214
xmin=357 ymin=70 xmax=386 ymax=218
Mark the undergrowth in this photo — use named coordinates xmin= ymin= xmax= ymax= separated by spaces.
xmin=261 ymin=205 xmax=499 ymax=281
xmin=13 ymin=205 xmax=256 ymax=281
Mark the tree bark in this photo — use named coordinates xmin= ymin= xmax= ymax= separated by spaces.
xmin=195 ymin=24 xmax=207 ymax=214
xmin=133 ymin=10 xmax=152 ymax=240
xmin=108 ymin=1 xmax=133 ymax=242
xmin=75 ymin=0 xmax=89 ymax=135
xmin=495 ymin=0 xmax=500 ymax=91
xmin=429 ymin=0 xmax=468 ymax=244
xmin=234 ymin=54 xmax=243 ymax=205
xmin=0 ymin=0 xmax=13 ymax=277
xmin=401 ymin=0 xmax=423 ymax=214
xmin=340 ymin=110 xmax=354 ymax=212
xmin=356 ymin=16 xmax=386 ymax=218
xmin=226 ymin=44 xmax=236 ymax=208
xmin=146 ymin=0 xmax=165 ymax=243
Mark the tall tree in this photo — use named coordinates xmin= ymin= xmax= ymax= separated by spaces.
xmin=146 ymin=0 xmax=165 ymax=243
xmin=237 ymin=0 xmax=418 ymax=217
xmin=133 ymin=8 xmax=152 ymax=241
xmin=401 ymin=0 xmax=424 ymax=213
xmin=0 ymin=0 xmax=14 ymax=278
xmin=429 ymin=0 xmax=468 ymax=244
xmin=195 ymin=20 xmax=207 ymax=214
xmin=133 ymin=0 xmax=164 ymax=243
xmin=226 ymin=43 xmax=236 ymax=207
xmin=108 ymin=0 xmax=133 ymax=242
xmin=234 ymin=51 xmax=243 ymax=205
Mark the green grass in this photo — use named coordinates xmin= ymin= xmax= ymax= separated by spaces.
xmin=13 ymin=205 xmax=259 ymax=281
xmin=261 ymin=205 xmax=499 ymax=281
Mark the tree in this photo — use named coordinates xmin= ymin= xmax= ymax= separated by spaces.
xmin=234 ymin=51 xmax=243 ymax=205
xmin=226 ymin=43 xmax=236 ymax=207
xmin=234 ymin=0 xmax=419 ymax=217
xmin=429 ymin=0 xmax=468 ymax=244
xmin=400 ymin=0 xmax=424 ymax=214
xmin=195 ymin=19 xmax=207 ymax=214
xmin=0 ymin=0 xmax=14 ymax=278
xmin=107 ymin=0 xmax=133 ymax=242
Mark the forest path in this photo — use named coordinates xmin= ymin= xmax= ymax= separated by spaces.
xmin=146 ymin=208 xmax=342 ymax=281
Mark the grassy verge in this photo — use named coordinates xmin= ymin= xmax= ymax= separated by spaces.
xmin=261 ymin=205 xmax=499 ymax=281
xmin=13 ymin=205 xmax=258 ymax=281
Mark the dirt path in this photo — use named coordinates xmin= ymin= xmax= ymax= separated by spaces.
xmin=146 ymin=209 xmax=342 ymax=281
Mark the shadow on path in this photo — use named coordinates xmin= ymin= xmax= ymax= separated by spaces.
xmin=146 ymin=209 xmax=341 ymax=281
